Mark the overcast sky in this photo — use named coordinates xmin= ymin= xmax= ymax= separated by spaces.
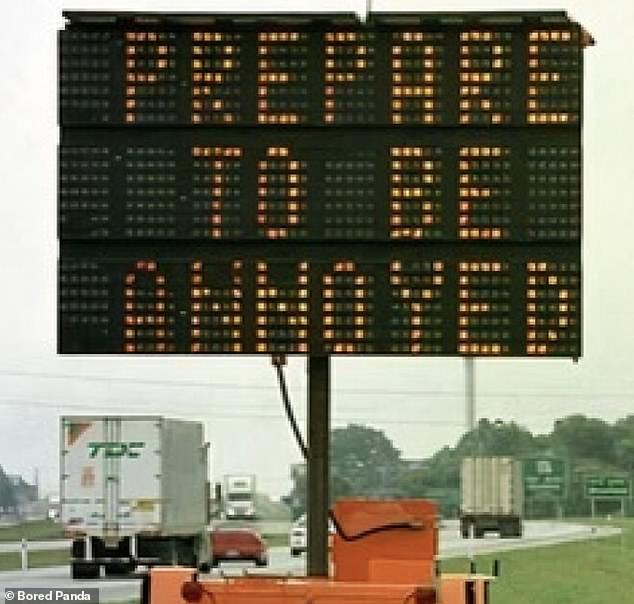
xmin=0 ymin=0 xmax=632 ymax=498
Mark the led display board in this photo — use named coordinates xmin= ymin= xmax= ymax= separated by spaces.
xmin=58 ymin=11 xmax=589 ymax=356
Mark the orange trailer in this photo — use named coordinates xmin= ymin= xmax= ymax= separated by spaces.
xmin=147 ymin=499 xmax=494 ymax=604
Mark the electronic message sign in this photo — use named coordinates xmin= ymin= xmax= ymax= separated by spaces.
xmin=58 ymin=12 xmax=591 ymax=355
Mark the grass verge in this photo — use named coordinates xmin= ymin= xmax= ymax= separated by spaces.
xmin=443 ymin=518 xmax=634 ymax=604
xmin=0 ymin=549 xmax=70 ymax=572
xmin=0 ymin=520 xmax=64 ymax=542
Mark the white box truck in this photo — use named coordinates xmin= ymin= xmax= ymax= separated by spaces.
xmin=223 ymin=474 xmax=256 ymax=520
xmin=460 ymin=456 xmax=523 ymax=538
xmin=61 ymin=416 xmax=210 ymax=579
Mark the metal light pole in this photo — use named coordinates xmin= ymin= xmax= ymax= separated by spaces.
xmin=465 ymin=357 xmax=476 ymax=432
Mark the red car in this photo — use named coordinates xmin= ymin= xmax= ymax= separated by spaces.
xmin=210 ymin=528 xmax=268 ymax=567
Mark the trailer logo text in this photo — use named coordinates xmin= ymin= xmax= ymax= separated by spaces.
xmin=88 ymin=441 xmax=145 ymax=458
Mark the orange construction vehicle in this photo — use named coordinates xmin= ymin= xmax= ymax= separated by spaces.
xmin=146 ymin=499 xmax=494 ymax=604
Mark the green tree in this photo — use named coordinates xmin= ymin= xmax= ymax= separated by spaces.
xmin=285 ymin=472 xmax=307 ymax=520
xmin=553 ymin=415 xmax=616 ymax=465
xmin=456 ymin=419 xmax=536 ymax=457
xmin=0 ymin=466 xmax=17 ymax=511
xmin=421 ymin=446 xmax=461 ymax=489
xmin=286 ymin=414 xmax=634 ymax=519
xmin=286 ymin=424 xmax=404 ymax=515
xmin=612 ymin=416 xmax=634 ymax=474
xmin=330 ymin=424 xmax=402 ymax=498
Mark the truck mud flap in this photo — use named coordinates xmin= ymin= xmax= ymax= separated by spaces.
xmin=465 ymin=580 xmax=476 ymax=604
xmin=140 ymin=572 xmax=151 ymax=604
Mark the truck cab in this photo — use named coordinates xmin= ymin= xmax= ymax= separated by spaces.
xmin=223 ymin=475 xmax=256 ymax=520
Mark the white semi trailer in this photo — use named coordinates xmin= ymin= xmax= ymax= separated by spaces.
xmin=460 ymin=456 xmax=524 ymax=538
xmin=60 ymin=416 xmax=210 ymax=579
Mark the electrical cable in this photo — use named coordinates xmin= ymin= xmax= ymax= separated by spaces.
xmin=271 ymin=356 xmax=425 ymax=542
xmin=273 ymin=359 xmax=308 ymax=460
xmin=3 ymin=368 xmax=628 ymax=401
xmin=0 ymin=396 xmax=470 ymax=427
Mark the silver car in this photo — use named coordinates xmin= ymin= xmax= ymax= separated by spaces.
xmin=289 ymin=514 xmax=335 ymax=557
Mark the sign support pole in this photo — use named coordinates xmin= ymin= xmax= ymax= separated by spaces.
xmin=307 ymin=355 xmax=330 ymax=577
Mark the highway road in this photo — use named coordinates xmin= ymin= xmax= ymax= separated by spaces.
xmin=438 ymin=519 xmax=621 ymax=557
xmin=0 ymin=565 xmax=142 ymax=604
xmin=0 ymin=523 xmax=288 ymax=555
xmin=0 ymin=546 xmax=296 ymax=604
xmin=0 ymin=521 xmax=622 ymax=603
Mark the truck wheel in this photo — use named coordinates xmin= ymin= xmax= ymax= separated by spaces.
xmin=211 ymin=557 xmax=219 ymax=568
xmin=104 ymin=563 xmax=131 ymax=576
xmin=255 ymin=556 xmax=268 ymax=567
xmin=515 ymin=521 xmax=523 ymax=538
xmin=177 ymin=538 xmax=198 ymax=568
xmin=498 ymin=522 xmax=508 ymax=538
xmin=71 ymin=541 xmax=85 ymax=559
xmin=474 ymin=528 xmax=484 ymax=539
xmin=290 ymin=549 xmax=301 ymax=557
xmin=500 ymin=520 xmax=521 ymax=538
xmin=71 ymin=562 xmax=100 ymax=580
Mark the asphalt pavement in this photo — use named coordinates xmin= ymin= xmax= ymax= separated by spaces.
xmin=0 ymin=547 xmax=296 ymax=603
xmin=0 ymin=565 xmax=141 ymax=604
xmin=438 ymin=519 xmax=621 ymax=557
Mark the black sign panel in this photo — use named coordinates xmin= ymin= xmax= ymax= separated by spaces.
xmin=59 ymin=13 xmax=584 ymax=128
xmin=59 ymin=134 xmax=581 ymax=243
xmin=58 ymin=12 xmax=588 ymax=356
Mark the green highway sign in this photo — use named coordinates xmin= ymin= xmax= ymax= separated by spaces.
xmin=523 ymin=458 xmax=567 ymax=497
xmin=584 ymin=476 xmax=631 ymax=499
